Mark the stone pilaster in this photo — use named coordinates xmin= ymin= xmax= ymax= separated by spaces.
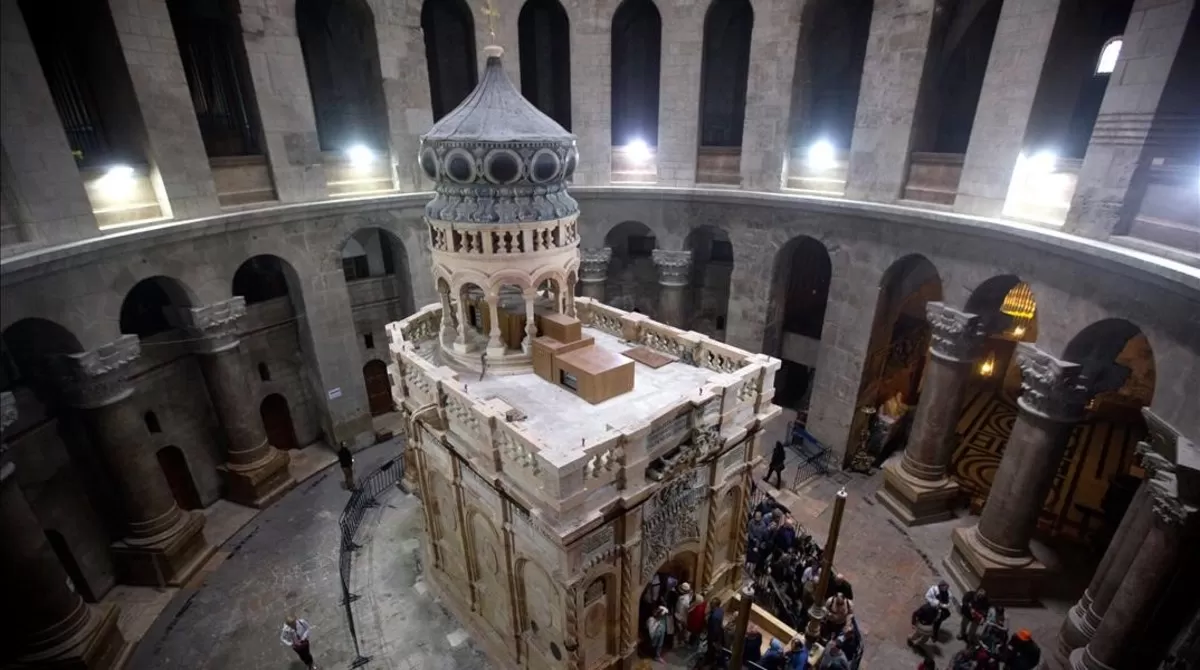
xmin=109 ymin=0 xmax=221 ymax=219
xmin=651 ymin=249 xmax=692 ymax=328
xmin=371 ymin=0 xmax=434 ymax=192
xmin=1070 ymin=463 xmax=1197 ymax=670
xmin=1063 ymin=0 xmax=1197 ymax=239
xmin=566 ymin=0 xmax=621 ymax=186
xmin=59 ymin=336 xmax=213 ymax=587
xmin=878 ymin=303 xmax=987 ymax=525
xmin=175 ymin=298 xmax=295 ymax=508
xmin=845 ymin=0 xmax=938 ymax=202
xmin=237 ymin=0 xmax=327 ymax=202
xmin=945 ymin=344 xmax=1092 ymax=604
xmin=578 ymin=247 xmax=613 ymax=302
xmin=955 ymin=0 xmax=1063 ymax=216
xmin=739 ymin=0 xmax=803 ymax=191
xmin=1 ymin=461 xmax=130 ymax=668
xmin=0 ymin=1 xmax=97 ymax=245
xmin=655 ymin=5 xmax=704 ymax=186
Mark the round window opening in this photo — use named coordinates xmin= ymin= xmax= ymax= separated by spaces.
xmin=563 ymin=149 xmax=578 ymax=179
xmin=531 ymin=150 xmax=560 ymax=183
xmin=486 ymin=150 xmax=521 ymax=184
xmin=446 ymin=152 xmax=475 ymax=183
xmin=419 ymin=148 xmax=438 ymax=180
xmin=550 ymin=642 xmax=562 ymax=660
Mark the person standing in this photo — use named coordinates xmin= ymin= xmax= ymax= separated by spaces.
xmin=1005 ymin=629 xmax=1041 ymax=670
xmin=908 ymin=601 xmax=940 ymax=652
xmin=786 ymin=635 xmax=809 ymax=670
xmin=958 ymin=588 xmax=989 ymax=642
xmin=704 ymin=597 xmax=726 ymax=666
xmin=338 ymin=442 xmax=356 ymax=490
xmin=765 ymin=441 xmax=787 ymax=487
xmin=280 ymin=615 xmax=316 ymax=669
xmin=923 ymin=581 xmax=952 ymax=638
xmin=674 ymin=582 xmax=693 ymax=645
xmin=646 ymin=606 xmax=670 ymax=662
xmin=686 ymin=593 xmax=708 ymax=646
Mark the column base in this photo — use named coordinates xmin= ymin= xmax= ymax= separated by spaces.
xmin=112 ymin=510 xmax=214 ymax=587
xmin=875 ymin=461 xmax=962 ymax=526
xmin=1048 ymin=601 xmax=1097 ymax=668
xmin=16 ymin=602 xmax=131 ymax=669
xmin=220 ymin=447 xmax=295 ymax=508
xmin=1068 ymin=645 xmax=1113 ymax=670
xmin=943 ymin=525 xmax=1050 ymax=605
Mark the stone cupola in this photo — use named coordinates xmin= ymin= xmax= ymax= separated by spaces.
xmin=418 ymin=45 xmax=581 ymax=374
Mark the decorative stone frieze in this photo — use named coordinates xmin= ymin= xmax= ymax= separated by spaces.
xmin=640 ymin=468 xmax=704 ymax=581
xmin=174 ymin=297 xmax=247 ymax=354
xmin=578 ymin=247 xmax=613 ymax=283
xmin=651 ymin=249 xmax=693 ymax=287
xmin=925 ymin=302 xmax=987 ymax=363
xmin=57 ymin=335 xmax=141 ymax=409
xmin=1015 ymin=343 xmax=1091 ymax=422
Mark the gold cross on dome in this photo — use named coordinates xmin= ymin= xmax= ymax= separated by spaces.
xmin=481 ymin=0 xmax=499 ymax=41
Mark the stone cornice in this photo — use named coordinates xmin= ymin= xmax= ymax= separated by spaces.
xmin=56 ymin=335 xmax=141 ymax=409
xmin=578 ymin=247 xmax=613 ymax=283
xmin=1015 ymin=344 xmax=1091 ymax=423
xmin=651 ymin=249 xmax=693 ymax=287
xmin=925 ymin=302 xmax=987 ymax=363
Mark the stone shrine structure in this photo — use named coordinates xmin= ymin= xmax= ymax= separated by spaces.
xmin=388 ymin=46 xmax=781 ymax=670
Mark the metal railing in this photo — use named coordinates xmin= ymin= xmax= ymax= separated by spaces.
xmin=786 ymin=423 xmax=831 ymax=490
xmin=338 ymin=451 xmax=406 ymax=668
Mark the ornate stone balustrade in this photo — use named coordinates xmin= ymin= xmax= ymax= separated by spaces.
xmin=427 ymin=217 xmax=579 ymax=256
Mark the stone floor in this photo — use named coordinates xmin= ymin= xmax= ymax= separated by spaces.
xmin=127 ymin=433 xmax=1088 ymax=670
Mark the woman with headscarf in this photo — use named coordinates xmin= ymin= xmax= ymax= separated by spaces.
xmin=646 ymin=605 xmax=670 ymax=661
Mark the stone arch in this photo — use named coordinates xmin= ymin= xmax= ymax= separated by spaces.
xmin=295 ymin=0 xmax=389 ymax=152
xmin=698 ymin=0 xmax=753 ymax=148
xmin=260 ymin=392 xmax=299 ymax=451
xmin=156 ymin=445 xmax=202 ymax=511
xmin=519 ymin=0 xmax=571 ymax=129
xmin=517 ymin=556 xmax=562 ymax=641
xmin=232 ymin=254 xmax=298 ymax=308
xmin=764 ymin=236 xmax=832 ymax=414
xmin=579 ymin=568 xmax=618 ymax=663
xmin=1064 ymin=318 xmax=1156 ymax=412
xmin=611 ymin=0 xmax=662 ymax=146
xmin=683 ymin=225 xmax=733 ymax=338
xmin=422 ymin=0 xmax=478 ymax=120
xmin=604 ymin=220 xmax=658 ymax=314
xmin=118 ymin=275 xmax=196 ymax=339
xmin=1 ymin=318 xmax=84 ymax=407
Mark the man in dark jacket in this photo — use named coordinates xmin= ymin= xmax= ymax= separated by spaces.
xmin=338 ymin=442 xmax=356 ymax=490
xmin=959 ymin=588 xmax=989 ymax=642
xmin=765 ymin=441 xmax=787 ymax=487
xmin=704 ymin=598 xmax=726 ymax=666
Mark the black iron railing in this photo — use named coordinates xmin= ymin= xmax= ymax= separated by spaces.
xmin=338 ymin=452 xmax=406 ymax=668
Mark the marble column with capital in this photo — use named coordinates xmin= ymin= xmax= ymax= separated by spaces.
xmin=878 ymin=303 xmax=988 ymax=525
xmin=652 ymin=249 xmax=692 ymax=329
xmin=1049 ymin=410 xmax=1180 ymax=667
xmin=1070 ymin=462 xmax=1197 ymax=670
xmin=944 ymin=344 xmax=1092 ymax=604
xmin=59 ymin=336 xmax=213 ymax=587
xmin=175 ymin=298 xmax=295 ymax=508
xmin=578 ymin=247 xmax=613 ymax=303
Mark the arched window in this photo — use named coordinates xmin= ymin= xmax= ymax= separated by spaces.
xmin=145 ymin=411 xmax=162 ymax=434
xmin=1096 ymin=37 xmax=1122 ymax=75
xmin=258 ymin=362 xmax=271 ymax=381
xmin=611 ymin=0 xmax=662 ymax=147
xmin=422 ymin=0 xmax=478 ymax=120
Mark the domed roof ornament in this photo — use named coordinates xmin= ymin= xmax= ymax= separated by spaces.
xmin=418 ymin=44 xmax=579 ymax=225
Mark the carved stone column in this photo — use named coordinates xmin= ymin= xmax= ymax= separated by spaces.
xmin=878 ymin=303 xmax=988 ymax=525
xmin=486 ymin=294 xmax=505 ymax=355
xmin=1051 ymin=411 xmax=1179 ymax=667
xmin=59 ymin=336 xmax=213 ymax=587
xmin=176 ymin=298 xmax=295 ymax=508
xmin=578 ymin=247 xmax=612 ymax=302
xmin=1 ymin=457 xmax=130 ymax=668
xmin=945 ymin=344 xmax=1091 ymax=604
xmin=1070 ymin=466 xmax=1196 ymax=670
xmin=652 ymin=249 xmax=692 ymax=328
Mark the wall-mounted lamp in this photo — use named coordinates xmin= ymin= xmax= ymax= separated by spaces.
xmin=623 ymin=139 xmax=652 ymax=165
xmin=807 ymin=139 xmax=837 ymax=170
xmin=978 ymin=353 xmax=996 ymax=377
xmin=346 ymin=144 xmax=376 ymax=169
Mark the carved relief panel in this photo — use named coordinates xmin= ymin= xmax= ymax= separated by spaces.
xmin=427 ymin=469 xmax=468 ymax=589
xmin=518 ymin=558 xmax=566 ymax=667
xmin=468 ymin=510 xmax=513 ymax=642
xmin=582 ymin=574 xmax=615 ymax=668
xmin=640 ymin=468 xmax=705 ymax=582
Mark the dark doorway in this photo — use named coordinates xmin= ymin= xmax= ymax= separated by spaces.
xmin=156 ymin=446 xmax=202 ymax=510
xmin=611 ymin=0 xmax=662 ymax=146
xmin=261 ymin=393 xmax=299 ymax=451
xmin=45 ymin=529 xmax=95 ymax=602
xmin=422 ymin=0 xmax=478 ymax=120
xmin=363 ymin=359 xmax=393 ymax=416
xmin=518 ymin=0 xmax=571 ymax=129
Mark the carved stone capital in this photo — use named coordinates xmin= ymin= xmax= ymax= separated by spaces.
xmin=1 ymin=391 xmax=16 ymax=433
xmin=578 ymin=247 xmax=612 ymax=283
xmin=172 ymin=297 xmax=247 ymax=354
xmin=651 ymin=249 xmax=692 ymax=287
xmin=1015 ymin=344 xmax=1091 ymax=423
xmin=925 ymin=302 xmax=988 ymax=363
xmin=56 ymin=335 xmax=141 ymax=409
xmin=1141 ymin=408 xmax=1180 ymax=463
xmin=1149 ymin=473 xmax=1196 ymax=530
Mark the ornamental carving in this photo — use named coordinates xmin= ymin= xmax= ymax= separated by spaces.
xmin=578 ymin=247 xmax=613 ymax=282
xmin=176 ymin=297 xmax=247 ymax=353
xmin=1149 ymin=475 xmax=1195 ymax=529
xmin=925 ymin=302 xmax=987 ymax=363
xmin=651 ymin=250 xmax=693 ymax=287
xmin=56 ymin=336 xmax=141 ymax=409
xmin=640 ymin=468 xmax=704 ymax=581
xmin=1015 ymin=344 xmax=1091 ymax=422
xmin=579 ymin=526 xmax=616 ymax=571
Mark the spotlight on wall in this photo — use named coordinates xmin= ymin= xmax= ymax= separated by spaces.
xmin=1025 ymin=150 xmax=1057 ymax=175
xmin=624 ymin=139 xmax=652 ymax=165
xmin=346 ymin=144 xmax=376 ymax=169
xmin=807 ymin=139 xmax=837 ymax=170
xmin=97 ymin=164 xmax=137 ymax=197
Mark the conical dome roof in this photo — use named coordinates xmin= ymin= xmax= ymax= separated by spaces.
xmin=418 ymin=46 xmax=579 ymax=225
